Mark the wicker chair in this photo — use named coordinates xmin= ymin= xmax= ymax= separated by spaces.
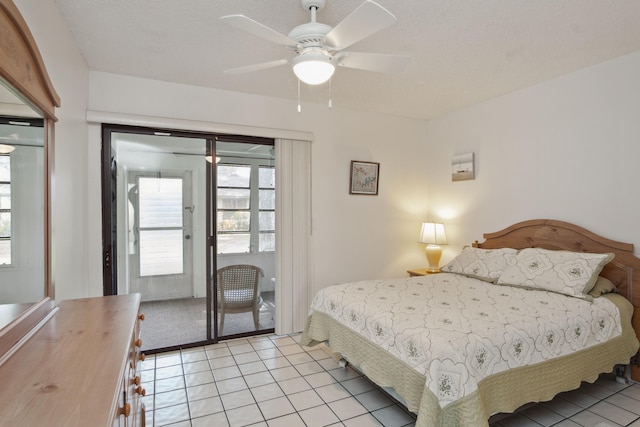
xmin=216 ymin=264 xmax=263 ymax=335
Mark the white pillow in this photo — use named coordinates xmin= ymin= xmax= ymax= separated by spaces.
xmin=496 ymin=248 xmax=614 ymax=299
xmin=441 ymin=247 xmax=518 ymax=283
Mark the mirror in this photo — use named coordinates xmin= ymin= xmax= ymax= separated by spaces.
xmin=0 ymin=0 xmax=59 ymax=361
xmin=0 ymin=80 xmax=45 ymax=330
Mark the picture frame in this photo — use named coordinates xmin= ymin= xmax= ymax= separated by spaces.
xmin=451 ymin=152 xmax=475 ymax=182
xmin=349 ymin=160 xmax=380 ymax=195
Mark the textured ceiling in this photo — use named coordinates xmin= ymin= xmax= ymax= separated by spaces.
xmin=53 ymin=0 xmax=640 ymax=120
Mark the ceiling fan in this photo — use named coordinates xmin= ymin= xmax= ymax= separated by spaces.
xmin=220 ymin=0 xmax=410 ymax=86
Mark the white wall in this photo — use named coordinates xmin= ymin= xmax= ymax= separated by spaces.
xmin=424 ymin=50 xmax=640 ymax=262
xmin=14 ymin=0 xmax=90 ymax=302
xmin=87 ymin=72 xmax=430 ymax=299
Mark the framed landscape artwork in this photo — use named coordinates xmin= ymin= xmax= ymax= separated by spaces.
xmin=349 ymin=160 xmax=380 ymax=195
xmin=452 ymin=153 xmax=475 ymax=181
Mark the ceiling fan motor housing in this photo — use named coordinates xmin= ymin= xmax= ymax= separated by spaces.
xmin=294 ymin=0 xmax=332 ymax=54
xmin=288 ymin=22 xmax=333 ymax=53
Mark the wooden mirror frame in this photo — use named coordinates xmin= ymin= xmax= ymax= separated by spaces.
xmin=0 ymin=0 xmax=60 ymax=362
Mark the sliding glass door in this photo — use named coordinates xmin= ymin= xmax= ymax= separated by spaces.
xmin=102 ymin=127 xmax=209 ymax=351
xmin=102 ymin=125 xmax=275 ymax=352
xmin=214 ymin=138 xmax=276 ymax=338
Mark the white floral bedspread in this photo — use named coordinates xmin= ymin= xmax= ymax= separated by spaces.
xmin=308 ymin=273 xmax=622 ymax=409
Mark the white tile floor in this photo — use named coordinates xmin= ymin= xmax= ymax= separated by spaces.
xmin=140 ymin=334 xmax=640 ymax=427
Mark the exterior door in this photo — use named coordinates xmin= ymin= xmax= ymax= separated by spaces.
xmin=128 ymin=171 xmax=194 ymax=301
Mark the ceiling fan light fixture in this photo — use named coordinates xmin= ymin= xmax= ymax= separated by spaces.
xmin=292 ymin=53 xmax=335 ymax=85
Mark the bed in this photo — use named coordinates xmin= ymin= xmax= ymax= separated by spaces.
xmin=300 ymin=219 xmax=640 ymax=427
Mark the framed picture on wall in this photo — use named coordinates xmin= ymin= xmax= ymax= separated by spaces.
xmin=349 ymin=160 xmax=380 ymax=195
xmin=452 ymin=152 xmax=475 ymax=181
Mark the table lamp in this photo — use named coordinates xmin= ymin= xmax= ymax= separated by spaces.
xmin=418 ymin=222 xmax=448 ymax=273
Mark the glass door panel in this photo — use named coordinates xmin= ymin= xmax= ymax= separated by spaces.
xmin=109 ymin=129 xmax=208 ymax=351
xmin=214 ymin=139 xmax=276 ymax=338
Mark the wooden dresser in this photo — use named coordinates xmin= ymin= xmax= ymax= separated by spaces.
xmin=0 ymin=294 xmax=145 ymax=427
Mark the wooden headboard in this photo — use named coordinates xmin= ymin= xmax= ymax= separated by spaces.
xmin=474 ymin=219 xmax=639 ymax=307
xmin=473 ymin=219 xmax=640 ymax=379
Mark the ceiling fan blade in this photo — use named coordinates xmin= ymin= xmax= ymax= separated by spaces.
xmin=220 ymin=15 xmax=297 ymax=47
xmin=337 ymin=52 xmax=410 ymax=74
xmin=224 ymin=59 xmax=289 ymax=74
xmin=325 ymin=1 xmax=396 ymax=50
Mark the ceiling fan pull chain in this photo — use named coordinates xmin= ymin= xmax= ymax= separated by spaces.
xmin=297 ymin=79 xmax=302 ymax=113
xmin=328 ymin=78 xmax=333 ymax=109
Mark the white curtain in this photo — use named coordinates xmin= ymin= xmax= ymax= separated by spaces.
xmin=275 ymin=138 xmax=311 ymax=334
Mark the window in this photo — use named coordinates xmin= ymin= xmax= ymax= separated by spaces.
xmin=137 ymin=176 xmax=185 ymax=276
xmin=259 ymin=166 xmax=275 ymax=252
xmin=217 ymin=163 xmax=275 ymax=254
xmin=0 ymin=155 xmax=10 ymax=265
xmin=217 ymin=164 xmax=251 ymax=254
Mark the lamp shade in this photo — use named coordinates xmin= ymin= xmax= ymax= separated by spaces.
xmin=418 ymin=222 xmax=447 ymax=245
xmin=418 ymin=222 xmax=447 ymax=273
xmin=292 ymin=52 xmax=335 ymax=85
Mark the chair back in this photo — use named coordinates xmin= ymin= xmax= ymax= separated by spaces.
xmin=216 ymin=264 xmax=263 ymax=309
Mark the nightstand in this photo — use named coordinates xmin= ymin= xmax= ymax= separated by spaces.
xmin=407 ymin=268 xmax=436 ymax=277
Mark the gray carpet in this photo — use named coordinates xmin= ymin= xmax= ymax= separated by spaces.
xmin=140 ymin=292 xmax=275 ymax=351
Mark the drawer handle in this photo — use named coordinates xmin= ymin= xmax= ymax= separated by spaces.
xmin=132 ymin=375 xmax=141 ymax=386
xmin=118 ymin=403 xmax=131 ymax=417
xmin=140 ymin=352 xmax=146 ymax=362
xmin=135 ymin=338 xmax=142 ymax=348
xmin=135 ymin=386 xmax=146 ymax=396
xmin=138 ymin=313 xmax=145 ymax=321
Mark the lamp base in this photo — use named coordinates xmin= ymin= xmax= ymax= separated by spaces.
xmin=424 ymin=244 xmax=442 ymax=273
